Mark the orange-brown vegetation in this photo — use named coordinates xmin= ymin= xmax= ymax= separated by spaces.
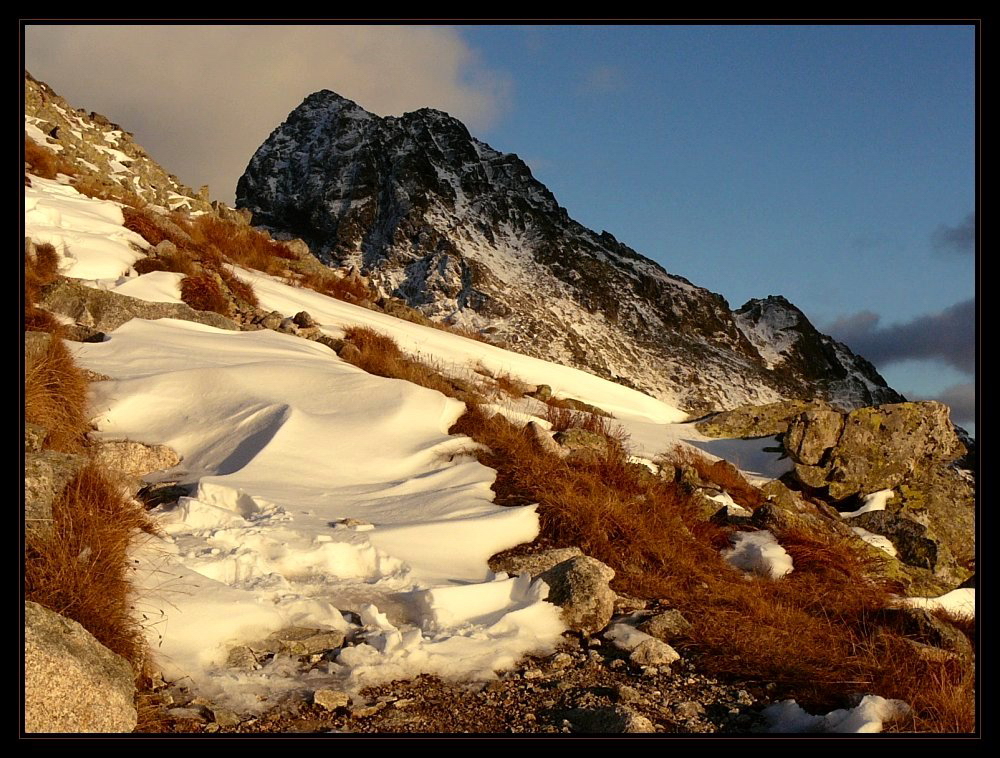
xmin=24 ymin=333 xmax=90 ymax=452
xmin=25 ymin=463 xmax=155 ymax=672
xmin=179 ymin=272 xmax=230 ymax=316
xmin=24 ymin=137 xmax=65 ymax=180
xmin=665 ymin=444 xmax=767 ymax=510
xmin=183 ymin=213 xmax=297 ymax=275
xmin=25 ymin=242 xmax=63 ymax=333
xmin=340 ymin=326 xmax=471 ymax=400
xmin=291 ymin=270 xmax=373 ymax=305
xmin=494 ymin=371 xmax=531 ymax=399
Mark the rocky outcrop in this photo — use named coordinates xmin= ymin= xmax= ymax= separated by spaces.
xmin=237 ymin=90 xmax=902 ymax=415
xmin=38 ymin=278 xmax=240 ymax=334
xmin=24 ymin=601 xmax=137 ymax=733
xmin=90 ymin=440 xmax=181 ymax=478
xmin=786 ymin=402 xmax=965 ymax=500
xmin=695 ymin=400 xmax=827 ymax=438
xmin=25 ymin=72 xmax=209 ymax=213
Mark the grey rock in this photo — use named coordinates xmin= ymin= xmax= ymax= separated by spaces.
xmin=89 ymin=440 xmax=180 ymax=478
xmin=40 ymin=279 xmax=239 ymax=334
xmin=849 ymin=511 xmax=938 ymax=571
xmin=24 ymin=450 xmax=87 ymax=538
xmin=313 ymin=689 xmax=351 ymax=711
xmin=527 ymin=421 xmax=568 ymax=458
xmin=560 ymin=705 xmax=655 ymax=733
xmin=637 ymin=609 xmax=692 ymax=641
xmin=24 ymin=601 xmax=137 ymax=733
xmin=881 ymin=607 xmax=973 ymax=659
xmin=553 ymin=428 xmax=612 ymax=454
xmin=629 ymin=638 xmax=680 ymax=667
xmin=278 ymin=318 xmax=298 ymax=334
xmin=226 ymin=646 xmax=259 ymax=670
xmin=785 ymin=409 xmax=845 ymax=466
xmin=293 ymin=310 xmax=317 ymax=328
xmin=537 ymin=556 xmax=616 ymax=633
xmin=528 ymin=384 xmax=553 ymax=402
xmin=211 ymin=708 xmax=242 ymax=727
xmin=263 ymin=626 xmax=346 ymax=655
xmin=695 ymin=400 xmax=826 ymax=439
xmin=255 ymin=310 xmax=285 ymax=330
xmin=489 ymin=547 xmax=584 ymax=578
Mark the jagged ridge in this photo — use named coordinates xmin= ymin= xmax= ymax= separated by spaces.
xmin=237 ymin=91 xmax=901 ymax=413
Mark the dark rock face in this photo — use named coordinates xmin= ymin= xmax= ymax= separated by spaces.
xmin=237 ymin=91 xmax=902 ymax=414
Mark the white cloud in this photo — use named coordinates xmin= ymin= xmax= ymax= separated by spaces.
xmin=25 ymin=25 xmax=512 ymax=203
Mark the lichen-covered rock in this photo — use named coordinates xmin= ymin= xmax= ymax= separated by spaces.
xmin=537 ymin=556 xmax=616 ymax=633
xmin=24 ymin=601 xmax=137 ymax=733
xmin=489 ymin=547 xmax=584 ymax=578
xmin=25 ymin=422 xmax=47 ymax=453
xmin=629 ymin=638 xmax=680 ymax=667
xmin=637 ymin=609 xmax=693 ymax=641
xmin=39 ymin=279 xmax=239 ymax=333
xmin=24 ymin=450 xmax=87 ymax=538
xmin=90 ymin=440 xmax=181 ymax=478
xmin=785 ymin=409 xmax=845 ymax=466
xmin=259 ymin=626 xmax=346 ymax=655
xmin=695 ymin=400 xmax=826 ymax=438
xmin=787 ymin=402 xmax=965 ymax=500
xmin=527 ymin=421 xmax=568 ymax=458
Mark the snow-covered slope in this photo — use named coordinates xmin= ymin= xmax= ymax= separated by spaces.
xmin=237 ymin=90 xmax=904 ymax=414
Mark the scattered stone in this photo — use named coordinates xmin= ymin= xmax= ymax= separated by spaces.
xmin=674 ymin=701 xmax=705 ymax=720
xmin=24 ymin=601 xmax=137 ymax=733
xmin=210 ymin=708 xmax=241 ymax=727
xmin=264 ymin=626 xmax=346 ymax=655
xmin=292 ymin=310 xmax=316 ymax=328
xmin=560 ymin=705 xmax=654 ymax=733
xmin=548 ymin=652 xmax=574 ymax=669
xmin=313 ymin=689 xmax=351 ymax=711
xmin=629 ymin=638 xmax=680 ymax=667
xmin=537 ymin=556 xmax=616 ymax=633
xmin=226 ymin=646 xmax=259 ymax=670
xmin=349 ymin=702 xmax=386 ymax=719
xmin=637 ymin=609 xmax=693 ymax=642
xmin=40 ymin=279 xmax=239 ymax=334
xmin=616 ymin=684 xmax=642 ymax=703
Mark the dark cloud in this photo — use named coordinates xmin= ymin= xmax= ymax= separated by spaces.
xmin=911 ymin=382 xmax=976 ymax=428
xmin=931 ymin=212 xmax=975 ymax=255
xmin=827 ymin=299 xmax=975 ymax=374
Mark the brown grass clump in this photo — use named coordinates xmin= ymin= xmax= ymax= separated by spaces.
xmin=216 ymin=267 xmax=259 ymax=308
xmin=293 ymin=270 xmax=374 ymax=305
xmin=24 ymin=137 xmax=62 ymax=179
xmin=24 ymin=333 xmax=90 ymax=452
xmin=25 ymin=241 xmax=63 ymax=333
xmin=133 ymin=248 xmax=198 ymax=277
xmin=444 ymin=401 xmax=972 ymax=730
xmin=25 ymin=463 xmax=155 ymax=672
xmin=184 ymin=213 xmax=297 ymax=275
xmin=494 ymin=371 xmax=531 ymax=399
xmin=179 ymin=273 xmax=230 ymax=316
xmin=664 ymin=444 xmax=766 ymax=510
xmin=340 ymin=326 xmax=468 ymax=400
xmin=121 ymin=205 xmax=191 ymax=249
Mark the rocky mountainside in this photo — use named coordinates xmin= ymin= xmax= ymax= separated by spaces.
xmin=237 ymin=91 xmax=903 ymax=414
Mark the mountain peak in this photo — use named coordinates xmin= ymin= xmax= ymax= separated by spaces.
xmin=237 ymin=97 xmax=902 ymax=414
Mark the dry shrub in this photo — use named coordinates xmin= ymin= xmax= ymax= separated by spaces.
xmin=216 ymin=267 xmax=259 ymax=308
xmin=294 ymin=270 xmax=373 ymax=305
xmin=25 ymin=463 xmax=155 ymax=671
xmin=446 ymin=401 xmax=970 ymax=730
xmin=25 ymin=241 xmax=63 ymax=333
xmin=121 ymin=205 xmax=190 ymax=248
xmin=24 ymin=333 xmax=89 ymax=452
xmin=665 ymin=444 xmax=766 ymax=509
xmin=24 ymin=137 xmax=61 ymax=179
xmin=341 ymin=326 xmax=467 ymax=400
xmin=180 ymin=273 xmax=229 ymax=316
xmin=495 ymin=372 xmax=530 ymax=399
xmin=185 ymin=213 xmax=297 ymax=275
xmin=133 ymin=247 xmax=198 ymax=277
xmin=544 ymin=403 xmax=621 ymax=437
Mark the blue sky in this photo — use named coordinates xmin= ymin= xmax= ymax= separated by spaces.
xmin=24 ymin=23 xmax=977 ymax=429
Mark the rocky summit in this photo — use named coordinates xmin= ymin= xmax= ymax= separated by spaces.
xmin=237 ymin=90 xmax=903 ymax=414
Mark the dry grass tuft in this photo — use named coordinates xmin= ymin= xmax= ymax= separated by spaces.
xmin=184 ymin=214 xmax=297 ymax=275
xmin=25 ymin=241 xmax=63 ymax=333
xmin=133 ymin=247 xmax=198 ymax=277
xmin=294 ymin=270 xmax=374 ymax=305
xmin=340 ymin=326 xmax=469 ymax=400
xmin=25 ymin=463 xmax=155 ymax=672
xmin=664 ymin=444 xmax=766 ymax=509
xmin=179 ymin=273 xmax=230 ymax=316
xmin=24 ymin=137 xmax=63 ymax=179
xmin=494 ymin=372 xmax=531 ymax=399
xmin=24 ymin=333 xmax=90 ymax=452
xmin=216 ymin=267 xmax=259 ymax=308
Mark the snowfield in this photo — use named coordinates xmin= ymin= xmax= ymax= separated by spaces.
xmin=24 ymin=176 xmax=962 ymax=731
